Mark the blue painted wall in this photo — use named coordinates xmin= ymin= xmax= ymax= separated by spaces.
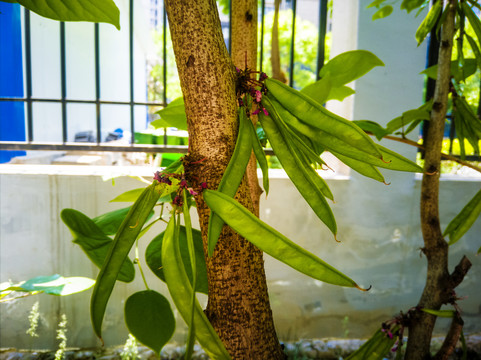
xmin=0 ymin=3 xmax=26 ymax=163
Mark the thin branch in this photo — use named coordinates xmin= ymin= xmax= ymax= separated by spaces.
xmin=450 ymin=255 xmax=472 ymax=289
xmin=367 ymin=132 xmax=481 ymax=174
xmin=432 ymin=313 xmax=464 ymax=360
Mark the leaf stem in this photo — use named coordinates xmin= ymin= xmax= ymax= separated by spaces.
xmin=135 ymin=239 xmax=150 ymax=290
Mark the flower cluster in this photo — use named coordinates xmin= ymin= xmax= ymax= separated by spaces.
xmin=153 ymin=171 xmax=173 ymax=185
xmin=153 ymin=170 xmax=207 ymax=209
xmin=381 ymin=306 xmax=421 ymax=354
xmin=235 ymin=66 xmax=269 ymax=117
xmin=172 ymin=179 xmax=207 ymax=208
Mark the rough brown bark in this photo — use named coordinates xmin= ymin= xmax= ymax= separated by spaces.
xmin=164 ymin=1 xmax=285 ymax=358
xmin=404 ymin=2 xmax=459 ymax=359
xmin=231 ymin=0 xmax=264 ymax=217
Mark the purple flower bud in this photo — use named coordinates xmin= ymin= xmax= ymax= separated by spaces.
xmin=252 ymin=109 xmax=261 ymax=115
xmin=238 ymin=98 xmax=244 ymax=106
xmin=200 ymin=182 xmax=207 ymax=189
xmin=180 ymin=179 xmax=188 ymax=187
xmin=255 ymin=90 xmax=262 ymax=103
xmin=188 ymin=188 xmax=198 ymax=196
xmin=173 ymin=195 xmax=182 ymax=207
xmin=236 ymin=67 xmax=240 ymax=73
xmin=153 ymin=171 xmax=162 ymax=182
xmin=259 ymin=72 xmax=268 ymax=81
xmin=262 ymin=108 xmax=269 ymax=116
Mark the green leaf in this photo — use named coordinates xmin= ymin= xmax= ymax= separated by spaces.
xmin=386 ymin=103 xmax=432 ymax=134
xmin=463 ymin=3 xmax=481 ymax=50
xmin=326 ymin=85 xmax=356 ymax=102
xmin=91 ymin=182 xmax=163 ymax=340
xmin=345 ymin=328 xmax=398 ymax=360
xmin=372 ymin=5 xmax=393 ymax=20
xmin=454 ymin=97 xmax=481 ymax=154
xmin=301 ymin=75 xmax=333 ymax=105
xmin=353 ymin=120 xmax=389 ymax=140
xmin=92 ymin=207 xmax=152 ymax=236
xmin=444 ymin=189 xmax=481 ymax=245
xmin=16 ymin=0 xmax=120 ymax=29
xmin=168 ymin=97 xmax=184 ymax=107
xmin=248 ymin=120 xmax=269 ymax=194
xmin=265 ymin=79 xmax=382 ymax=159
xmin=60 ymin=209 xmax=135 ymax=282
xmin=152 ymin=104 xmax=188 ymax=131
xmin=110 ymin=188 xmax=145 ymax=203
xmin=376 ymin=145 xmax=424 ymax=172
xmin=332 ymin=151 xmax=386 ymax=183
xmin=460 ymin=330 xmax=468 ymax=360
xmin=464 ymin=33 xmax=481 ymax=71
xmin=259 ymin=100 xmax=337 ymax=235
xmin=256 ymin=124 xmax=268 ymax=147
xmin=367 ymin=0 xmax=386 ymax=9
xmin=124 ymin=290 xmax=175 ymax=354
xmin=204 ymin=190 xmax=367 ymax=289
xmin=161 ymin=157 xmax=185 ymax=174
xmin=162 ymin=216 xmax=232 ymax=360
xmin=264 ymin=97 xmax=332 ymax=198
xmin=318 ymin=50 xmax=385 ymax=87
xmin=421 ymin=59 xmax=478 ymax=82
xmin=145 ymin=226 xmax=208 ymax=294
xmin=18 ymin=275 xmax=95 ymax=296
xmin=182 ymin=190 xmax=197 ymax=360
xmin=415 ymin=0 xmax=442 ymax=45
xmin=93 ymin=207 xmax=133 ymax=235
xmin=401 ymin=0 xmax=428 ymax=13
xmin=207 ymin=107 xmax=252 ymax=256
xmin=421 ymin=308 xmax=456 ymax=318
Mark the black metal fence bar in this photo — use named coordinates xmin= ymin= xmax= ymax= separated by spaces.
xmin=95 ymin=23 xmax=101 ymax=145
xmin=129 ymin=0 xmax=135 ymax=145
xmin=0 ymin=141 xmax=277 ymax=156
xmin=162 ymin=6 xmax=168 ymax=146
xmin=0 ymin=98 xmax=163 ymax=106
xmin=60 ymin=21 xmax=68 ymax=143
xmin=228 ymin=0 xmax=232 ymax=54
xmin=24 ymin=8 xmax=33 ymax=142
xmin=0 ymin=142 xmax=188 ymax=153
xmin=316 ymin=0 xmax=328 ymax=80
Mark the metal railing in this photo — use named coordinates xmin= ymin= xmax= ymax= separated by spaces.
xmin=0 ymin=0 xmax=329 ymax=156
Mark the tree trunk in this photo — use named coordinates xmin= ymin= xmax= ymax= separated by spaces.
xmin=404 ymin=2 xmax=459 ymax=358
xmin=164 ymin=1 xmax=285 ymax=358
xmin=231 ymin=0 xmax=264 ymax=217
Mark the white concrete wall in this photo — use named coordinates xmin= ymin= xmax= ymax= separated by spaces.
xmin=0 ymin=166 xmax=480 ymax=349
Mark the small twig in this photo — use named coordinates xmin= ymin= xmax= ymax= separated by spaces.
xmin=433 ymin=313 xmax=464 ymax=360
xmin=366 ymin=132 xmax=481 ymax=174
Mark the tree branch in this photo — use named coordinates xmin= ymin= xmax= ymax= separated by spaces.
xmin=449 ymin=255 xmax=472 ymax=289
xmin=432 ymin=313 xmax=464 ymax=360
xmin=368 ymin=133 xmax=481 ymax=174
